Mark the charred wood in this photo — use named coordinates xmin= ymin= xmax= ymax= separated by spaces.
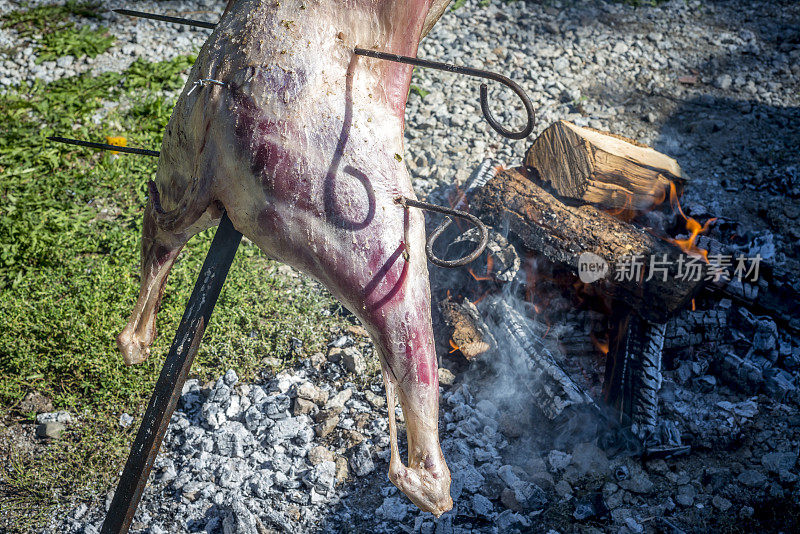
xmin=714 ymin=352 xmax=764 ymax=395
xmin=603 ymin=312 xmax=666 ymax=440
xmin=663 ymin=309 xmax=729 ymax=350
xmin=440 ymin=297 xmax=495 ymax=360
xmin=471 ymin=167 xmax=702 ymax=322
xmin=484 ymin=298 xmax=601 ymax=422
xmin=684 ymin=235 xmax=800 ymax=336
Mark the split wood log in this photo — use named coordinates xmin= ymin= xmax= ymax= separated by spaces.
xmin=471 ymin=167 xmax=702 ymax=322
xmin=525 ymin=120 xmax=684 ymax=210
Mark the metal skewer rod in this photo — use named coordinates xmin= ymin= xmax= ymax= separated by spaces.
xmin=101 ymin=212 xmax=242 ymax=534
xmin=113 ymin=8 xmax=216 ymax=29
xmin=47 ymin=136 xmax=160 ymax=157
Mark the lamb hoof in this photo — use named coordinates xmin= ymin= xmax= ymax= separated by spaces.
xmin=117 ymin=332 xmax=151 ymax=366
xmin=389 ymin=463 xmax=453 ymax=517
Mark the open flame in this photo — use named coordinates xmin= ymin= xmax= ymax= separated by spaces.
xmin=668 ymin=182 xmax=716 ymax=262
xmin=590 ymin=332 xmax=610 ymax=356
xmin=603 ymin=192 xmax=636 ymax=222
xmin=468 ymin=255 xmax=494 ymax=282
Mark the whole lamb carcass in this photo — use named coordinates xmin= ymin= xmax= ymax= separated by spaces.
xmin=116 ymin=0 xmax=454 ymax=516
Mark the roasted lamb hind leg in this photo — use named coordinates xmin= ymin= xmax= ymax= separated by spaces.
xmin=384 ymin=362 xmax=452 ymax=516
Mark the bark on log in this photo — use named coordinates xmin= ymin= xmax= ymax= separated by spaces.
xmin=471 ymin=167 xmax=701 ymax=322
xmin=525 ymin=120 xmax=684 ymax=210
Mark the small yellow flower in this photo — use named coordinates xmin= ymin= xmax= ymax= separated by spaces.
xmin=105 ymin=136 xmax=127 ymax=155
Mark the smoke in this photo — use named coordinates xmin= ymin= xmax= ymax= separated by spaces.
xmin=427 ymin=187 xmax=642 ymax=461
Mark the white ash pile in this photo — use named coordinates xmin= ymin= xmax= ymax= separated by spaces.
xmin=55 ymin=362 xmax=391 ymax=533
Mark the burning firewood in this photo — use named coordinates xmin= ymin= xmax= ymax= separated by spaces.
xmin=484 ymin=298 xmax=601 ymax=423
xmin=525 ymin=120 xmax=685 ymax=211
xmin=471 ymin=167 xmax=702 ymax=322
xmin=440 ymin=296 xmax=494 ymax=360
xmin=603 ymin=313 xmax=667 ymax=440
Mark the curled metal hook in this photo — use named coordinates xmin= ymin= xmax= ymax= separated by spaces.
xmin=354 ymin=48 xmax=535 ymax=140
xmin=395 ymin=197 xmax=489 ymax=268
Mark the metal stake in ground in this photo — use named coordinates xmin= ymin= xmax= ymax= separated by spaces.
xmin=101 ymin=213 xmax=242 ymax=534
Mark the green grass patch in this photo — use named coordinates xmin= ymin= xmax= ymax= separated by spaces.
xmin=410 ymin=84 xmax=430 ymax=98
xmin=2 ymin=1 xmax=113 ymax=63
xmin=0 ymin=56 xmax=349 ymax=532
xmin=1 ymin=1 xmax=101 ymax=38
xmin=36 ymin=24 xmax=115 ymax=63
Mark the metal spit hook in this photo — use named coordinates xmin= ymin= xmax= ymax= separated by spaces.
xmin=395 ymin=196 xmax=489 ymax=269
xmin=353 ymin=48 xmax=535 ymax=140
xmin=46 ymin=136 xmax=489 ymax=268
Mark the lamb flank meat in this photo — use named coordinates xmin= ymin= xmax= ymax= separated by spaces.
xmin=116 ymin=0 xmax=454 ymax=516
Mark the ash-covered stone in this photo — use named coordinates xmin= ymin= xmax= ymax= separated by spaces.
xmin=349 ymin=441 xmax=375 ymax=477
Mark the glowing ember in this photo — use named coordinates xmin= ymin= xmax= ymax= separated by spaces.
xmin=468 ymin=255 xmax=494 ymax=282
xmin=448 ymin=339 xmax=460 ymax=353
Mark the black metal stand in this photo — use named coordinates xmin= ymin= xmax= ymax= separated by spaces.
xmin=101 ymin=213 xmax=242 ymax=534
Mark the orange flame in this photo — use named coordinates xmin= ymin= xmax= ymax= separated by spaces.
xmin=448 ymin=339 xmax=460 ymax=353
xmin=591 ymin=333 xmax=610 ymax=356
xmin=653 ymin=183 xmax=668 ymax=206
xmin=542 ymin=316 xmax=552 ymax=338
xmin=603 ymin=192 xmax=636 ymax=222
xmin=668 ymin=182 xmax=716 ymax=262
xmin=468 ymin=255 xmax=494 ymax=282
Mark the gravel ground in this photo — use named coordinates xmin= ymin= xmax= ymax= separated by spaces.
xmin=4 ymin=0 xmax=800 ymax=532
